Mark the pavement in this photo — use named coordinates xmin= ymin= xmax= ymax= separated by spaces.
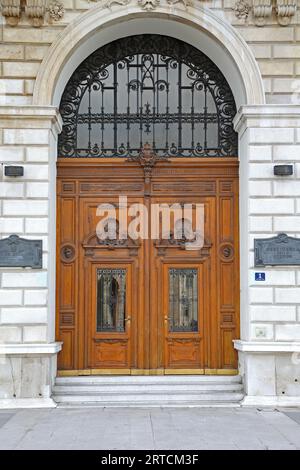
xmin=0 ymin=407 xmax=300 ymax=450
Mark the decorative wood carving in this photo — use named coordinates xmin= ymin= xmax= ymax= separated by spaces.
xmin=61 ymin=244 xmax=76 ymax=263
xmin=127 ymin=143 xmax=169 ymax=179
xmin=219 ymin=242 xmax=234 ymax=262
xmin=82 ymin=232 xmax=140 ymax=255
xmin=155 ymin=237 xmax=212 ymax=257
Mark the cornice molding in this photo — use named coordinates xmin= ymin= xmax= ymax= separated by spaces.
xmin=0 ymin=105 xmax=63 ymax=132
xmin=233 ymin=104 xmax=300 ymax=134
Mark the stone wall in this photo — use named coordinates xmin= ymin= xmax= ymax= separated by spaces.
xmin=0 ymin=107 xmax=61 ymax=406
xmin=234 ymin=106 xmax=300 ymax=405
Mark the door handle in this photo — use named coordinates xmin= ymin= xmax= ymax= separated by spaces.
xmin=164 ymin=315 xmax=171 ymax=323
xmin=125 ymin=316 xmax=131 ymax=323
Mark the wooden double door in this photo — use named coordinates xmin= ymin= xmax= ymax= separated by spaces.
xmin=56 ymin=157 xmax=239 ymax=374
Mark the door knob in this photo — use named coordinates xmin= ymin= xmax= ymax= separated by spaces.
xmin=125 ymin=316 xmax=131 ymax=322
xmin=164 ymin=315 xmax=171 ymax=322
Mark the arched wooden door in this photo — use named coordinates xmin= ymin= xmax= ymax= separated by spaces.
xmin=56 ymin=35 xmax=239 ymax=375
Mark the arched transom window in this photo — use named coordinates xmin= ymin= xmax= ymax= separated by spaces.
xmin=58 ymin=35 xmax=238 ymax=158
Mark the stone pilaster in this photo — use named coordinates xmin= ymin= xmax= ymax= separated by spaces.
xmin=0 ymin=105 xmax=62 ymax=408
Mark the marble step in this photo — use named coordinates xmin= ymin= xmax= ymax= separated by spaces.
xmin=54 ymin=391 xmax=244 ymax=405
xmin=55 ymin=375 xmax=242 ymax=386
xmin=56 ymin=401 xmax=242 ymax=408
xmin=53 ymin=383 xmax=244 ymax=394
xmin=52 ymin=375 xmax=244 ymax=406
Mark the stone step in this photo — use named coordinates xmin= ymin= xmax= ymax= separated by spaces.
xmin=55 ymin=374 xmax=242 ymax=386
xmin=54 ymin=392 xmax=244 ymax=405
xmin=52 ymin=375 xmax=244 ymax=407
xmin=53 ymin=383 xmax=244 ymax=394
xmin=56 ymin=401 xmax=242 ymax=408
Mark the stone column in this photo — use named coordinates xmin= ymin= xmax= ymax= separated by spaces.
xmin=0 ymin=105 xmax=62 ymax=408
xmin=234 ymin=105 xmax=300 ymax=407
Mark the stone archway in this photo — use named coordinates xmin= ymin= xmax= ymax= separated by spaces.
xmin=33 ymin=3 xmax=265 ymax=107
xmin=32 ymin=1 xmax=265 ymax=380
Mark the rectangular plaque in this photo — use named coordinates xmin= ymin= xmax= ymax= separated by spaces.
xmin=255 ymin=233 xmax=300 ymax=266
xmin=0 ymin=235 xmax=42 ymax=268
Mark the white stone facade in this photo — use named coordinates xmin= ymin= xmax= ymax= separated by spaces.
xmin=0 ymin=1 xmax=300 ymax=407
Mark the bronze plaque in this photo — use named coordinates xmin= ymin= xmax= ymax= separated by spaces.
xmin=255 ymin=233 xmax=300 ymax=266
xmin=0 ymin=235 xmax=42 ymax=268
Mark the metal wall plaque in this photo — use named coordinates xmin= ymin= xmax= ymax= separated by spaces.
xmin=4 ymin=166 xmax=24 ymax=177
xmin=255 ymin=233 xmax=300 ymax=266
xmin=0 ymin=235 xmax=42 ymax=268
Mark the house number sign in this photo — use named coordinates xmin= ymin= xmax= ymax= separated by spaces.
xmin=255 ymin=233 xmax=300 ymax=266
xmin=0 ymin=235 xmax=42 ymax=268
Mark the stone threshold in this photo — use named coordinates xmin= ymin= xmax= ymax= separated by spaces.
xmin=0 ymin=342 xmax=62 ymax=355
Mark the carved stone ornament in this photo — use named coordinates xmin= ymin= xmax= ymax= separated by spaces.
xmin=275 ymin=0 xmax=297 ymax=26
xmin=253 ymin=0 xmax=272 ymax=26
xmin=0 ymin=0 xmax=21 ymax=26
xmin=102 ymin=0 xmax=130 ymax=8
xmin=138 ymin=0 xmax=160 ymax=10
xmin=234 ymin=0 xmax=251 ymax=20
xmin=25 ymin=0 xmax=48 ymax=27
xmin=1 ymin=0 xmax=64 ymax=26
xmin=96 ymin=0 xmax=191 ymax=7
xmin=47 ymin=1 xmax=64 ymax=22
xmin=167 ymin=0 xmax=192 ymax=7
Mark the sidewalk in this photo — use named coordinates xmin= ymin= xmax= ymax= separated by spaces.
xmin=0 ymin=407 xmax=300 ymax=450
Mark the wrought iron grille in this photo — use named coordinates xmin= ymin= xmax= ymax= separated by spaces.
xmin=58 ymin=35 xmax=238 ymax=158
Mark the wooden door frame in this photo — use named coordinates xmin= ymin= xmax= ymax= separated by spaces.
xmin=56 ymin=157 xmax=240 ymax=375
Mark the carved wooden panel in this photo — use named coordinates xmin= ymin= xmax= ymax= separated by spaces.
xmin=152 ymin=182 xmax=216 ymax=194
xmin=58 ymin=329 xmax=74 ymax=370
xmin=167 ymin=339 xmax=201 ymax=367
xmin=93 ymin=340 xmax=128 ymax=367
xmin=61 ymin=198 xmax=75 ymax=242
